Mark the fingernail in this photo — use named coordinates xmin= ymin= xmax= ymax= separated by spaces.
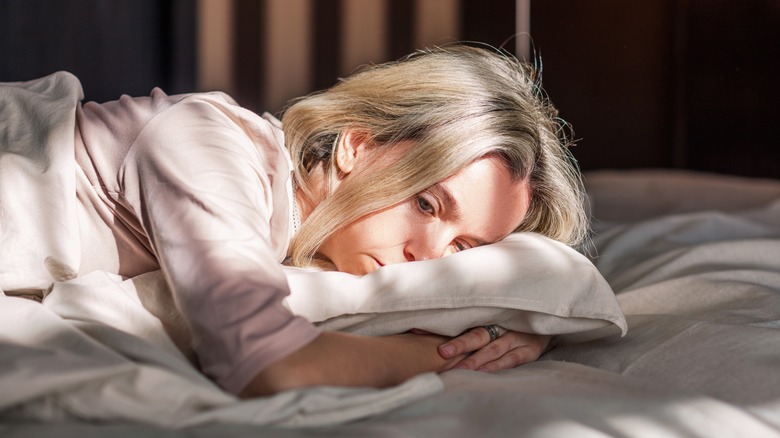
xmin=439 ymin=344 xmax=455 ymax=358
xmin=454 ymin=363 xmax=469 ymax=370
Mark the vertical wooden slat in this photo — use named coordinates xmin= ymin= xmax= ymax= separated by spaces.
xmin=341 ymin=0 xmax=387 ymax=75
xmin=388 ymin=0 xmax=415 ymax=59
xmin=164 ymin=0 xmax=196 ymax=94
xmin=415 ymin=0 xmax=460 ymax=50
xmin=233 ymin=0 xmax=264 ymax=111
xmin=515 ymin=0 xmax=531 ymax=60
xmin=671 ymin=0 xmax=689 ymax=169
xmin=460 ymin=0 xmax=515 ymax=51
xmin=312 ymin=0 xmax=342 ymax=91
xmin=265 ymin=0 xmax=312 ymax=114
xmin=197 ymin=0 xmax=234 ymax=93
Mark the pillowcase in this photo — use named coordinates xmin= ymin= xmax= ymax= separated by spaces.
xmin=282 ymin=233 xmax=627 ymax=337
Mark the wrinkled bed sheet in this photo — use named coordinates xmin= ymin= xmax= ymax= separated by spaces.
xmin=2 ymin=169 xmax=780 ymax=437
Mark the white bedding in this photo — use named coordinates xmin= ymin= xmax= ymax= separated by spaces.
xmin=2 ymin=78 xmax=780 ymax=435
xmin=3 ymin=169 xmax=779 ymax=437
xmin=1 ymin=76 xmax=629 ymax=430
xmin=0 ymin=233 xmax=625 ymax=428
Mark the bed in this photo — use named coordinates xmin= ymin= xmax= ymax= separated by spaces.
xmin=2 ymin=75 xmax=780 ymax=437
xmin=2 ymin=167 xmax=779 ymax=437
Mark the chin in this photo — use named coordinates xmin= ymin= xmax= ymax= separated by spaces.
xmin=346 ymin=258 xmax=381 ymax=276
xmin=324 ymin=253 xmax=382 ymax=276
xmin=329 ymin=259 xmax=360 ymax=275
xmin=340 ymin=267 xmax=365 ymax=276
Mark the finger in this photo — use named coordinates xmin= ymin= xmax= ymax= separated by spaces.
xmin=477 ymin=344 xmax=544 ymax=372
xmin=454 ymin=333 xmax=549 ymax=371
xmin=452 ymin=338 xmax=508 ymax=370
xmin=438 ymin=326 xmax=495 ymax=358
xmin=476 ymin=333 xmax=552 ymax=372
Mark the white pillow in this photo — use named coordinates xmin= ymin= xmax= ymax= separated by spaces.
xmin=283 ymin=233 xmax=627 ymax=337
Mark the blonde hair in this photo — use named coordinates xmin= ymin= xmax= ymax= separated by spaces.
xmin=282 ymin=44 xmax=588 ymax=266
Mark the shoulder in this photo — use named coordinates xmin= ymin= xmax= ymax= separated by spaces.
xmin=148 ymin=91 xmax=278 ymax=140
xmin=151 ymin=93 xmax=289 ymax=165
xmin=123 ymin=92 xmax=290 ymax=173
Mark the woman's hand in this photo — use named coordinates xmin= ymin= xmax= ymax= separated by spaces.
xmin=437 ymin=327 xmax=551 ymax=372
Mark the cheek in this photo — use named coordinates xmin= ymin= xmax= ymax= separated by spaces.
xmin=371 ymin=202 xmax=421 ymax=237
xmin=324 ymin=214 xmax=384 ymax=256
xmin=343 ymin=202 xmax=417 ymax=246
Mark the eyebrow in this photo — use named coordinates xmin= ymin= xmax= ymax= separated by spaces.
xmin=430 ymin=183 xmax=487 ymax=247
xmin=430 ymin=183 xmax=460 ymax=218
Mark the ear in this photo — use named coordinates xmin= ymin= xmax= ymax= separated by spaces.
xmin=335 ymin=129 xmax=369 ymax=175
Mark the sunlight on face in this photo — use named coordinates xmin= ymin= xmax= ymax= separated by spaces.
xmin=317 ymin=156 xmax=531 ymax=275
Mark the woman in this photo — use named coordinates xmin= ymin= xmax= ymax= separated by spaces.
xmin=0 ymin=45 xmax=587 ymax=397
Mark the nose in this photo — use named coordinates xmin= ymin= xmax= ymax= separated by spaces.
xmin=403 ymin=230 xmax=449 ymax=262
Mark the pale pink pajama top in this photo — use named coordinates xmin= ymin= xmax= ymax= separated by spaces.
xmin=72 ymin=80 xmax=321 ymax=394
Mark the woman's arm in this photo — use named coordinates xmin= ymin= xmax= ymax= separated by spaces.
xmin=121 ymin=98 xmax=327 ymax=393
xmin=240 ymin=331 xmax=465 ymax=397
xmin=240 ymin=328 xmax=548 ymax=397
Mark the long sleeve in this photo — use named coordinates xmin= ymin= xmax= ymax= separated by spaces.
xmin=117 ymin=96 xmax=320 ymax=393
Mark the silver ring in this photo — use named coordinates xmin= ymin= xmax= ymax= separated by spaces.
xmin=484 ymin=324 xmax=500 ymax=342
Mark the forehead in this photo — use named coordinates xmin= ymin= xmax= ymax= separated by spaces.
xmin=439 ymin=157 xmax=531 ymax=243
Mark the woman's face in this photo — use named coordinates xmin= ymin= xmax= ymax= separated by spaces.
xmin=317 ymin=156 xmax=531 ymax=275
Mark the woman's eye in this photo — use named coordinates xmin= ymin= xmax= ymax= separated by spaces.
xmin=416 ymin=195 xmax=435 ymax=214
xmin=454 ymin=241 xmax=468 ymax=252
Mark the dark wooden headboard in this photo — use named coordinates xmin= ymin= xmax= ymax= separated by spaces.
xmin=532 ymin=0 xmax=780 ymax=179
xmin=1 ymin=0 xmax=777 ymax=179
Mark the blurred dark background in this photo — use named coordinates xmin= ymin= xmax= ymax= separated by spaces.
xmin=1 ymin=0 xmax=778 ymax=179
xmin=0 ymin=0 xmax=196 ymax=101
